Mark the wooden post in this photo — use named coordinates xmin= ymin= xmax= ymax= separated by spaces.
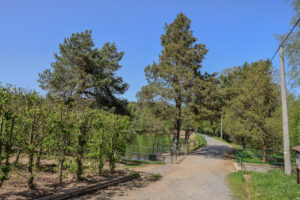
xmin=297 ymin=168 xmax=299 ymax=184
xmin=279 ymin=45 xmax=292 ymax=175
xmin=220 ymin=116 xmax=223 ymax=140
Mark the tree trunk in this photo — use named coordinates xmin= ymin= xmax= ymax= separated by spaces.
xmin=27 ymin=119 xmax=35 ymax=189
xmin=173 ymin=99 xmax=181 ymax=150
xmin=14 ymin=148 xmax=21 ymax=166
xmin=262 ymin=145 xmax=267 ymax=163
xmin=184 ymin=130 xmax=189 ymax=144
xmin=212 ymin=127 xmax=216 ymax=137
xmin=58 ymin=156 xmax=65 ymax=185
xmin=27 ymin=151 xmax=34 ymax=189
xmin=35 ymin=143 xmax=43 ymax=169
xmin=76 ymin=156 xmax=82 ymax=181
xmin=109 ymin=150 xmax=117 ymax=174
xmin=98 ymin=148 xmax=104 ymax=176
xmin=209 ymin=120 xmax=215 ymax=137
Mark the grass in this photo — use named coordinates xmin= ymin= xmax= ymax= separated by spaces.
xmin=227 ymin=169 xmax=300 ymax=200
xmin=149 ymin=173 xmax=162 ymax=181
xmin=234 ymin=148 xmax=288 ymax=167
xmin=190 ymin=134 xmax=207 ymax=151
xmin=227 ymin=171 xmax=248 ymax=200
xmin=119 ymin=158 xmax=165 ymax=167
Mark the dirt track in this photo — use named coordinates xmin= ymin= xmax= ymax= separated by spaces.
xmin=83 ymin=135 xmax=235 ymax=200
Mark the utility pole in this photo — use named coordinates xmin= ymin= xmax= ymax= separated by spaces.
xmin=280 ymin=45 xmax=291 ymax=175
xmin=220 ymin=116 xmax=223 ymax=140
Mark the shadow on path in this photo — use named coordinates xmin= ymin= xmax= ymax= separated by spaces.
xmin=192 ymin=145 xmax=234 ymax=160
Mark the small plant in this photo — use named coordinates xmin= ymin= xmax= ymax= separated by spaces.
xmin=150 ymin=173 xmax=162 ymax=181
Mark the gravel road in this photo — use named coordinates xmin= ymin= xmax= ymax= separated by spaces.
xmin=109 ymin=135 xmax=235 ymax=200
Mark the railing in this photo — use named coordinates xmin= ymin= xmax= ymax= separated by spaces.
xmin=235 ymin=149 xmax=296 ymax=169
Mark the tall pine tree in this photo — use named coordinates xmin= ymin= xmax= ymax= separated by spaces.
xmin=142 ymin=13 xmax=208 ymax=148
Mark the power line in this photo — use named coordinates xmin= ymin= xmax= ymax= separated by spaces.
xmin=271 ymin=18 xmax=300 ymax=61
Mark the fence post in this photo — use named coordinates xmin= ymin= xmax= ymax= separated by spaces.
xmin=171 ymin=148 xmax=173 ymax=164
xmin=241 ymin=157 xmax=243 ymax=171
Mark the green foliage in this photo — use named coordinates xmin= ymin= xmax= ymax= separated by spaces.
xmin=190 ymin=135 xmax=206 ymax=151
xmin=141 ymin=13 xmax=208 ymax=148
xmin=221 ymin=60 xmax=282 ymax=153
xmin=276 ymin=0 xmax=300 ymax=88
xmin=228 ymin=170 xmax=300 ymax=200
xmin=102 ymin=112 xmax=132 ymax=173
xmin=46 ymin=101 xmax=75 ymax=184
xmin=0 ymin=85 xmax=24 ymax=187
xmin=128 ymin=101 xmax=173 ymax=135
xmin=73 ymin=104 xmax=95 ymax=180
xmin=38 ymin=30 xmax=129 ymax=114
xmin=149 ymin=173 xmax=162 ymax=181
xmin=187 ymin=73 xmax=225 ymax=136
xmin=288 ymin=96 xmax=300 ymax=149
xmin=0 ymin=83 xmax=134 ymax=187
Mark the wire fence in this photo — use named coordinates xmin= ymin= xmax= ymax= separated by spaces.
xmin=122 ymin=135 xmax=205 ymax=163
xmin=235 ymin=149 xmax=297 ymax=169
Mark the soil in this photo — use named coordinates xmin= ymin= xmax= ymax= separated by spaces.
xmin=0 ymin=156 xmax=141 ymax=200
xmin=78 ymin=135 xmax=235 ymax=200
xmin=1 ymin=135 xmax=235 ymax=200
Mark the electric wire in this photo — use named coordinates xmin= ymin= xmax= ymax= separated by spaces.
xmin=271 ymin=17 xmax=300 ymax=61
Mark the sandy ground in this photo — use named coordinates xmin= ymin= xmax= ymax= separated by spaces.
xmin=80 ymin=135 xmax=235 ymax=200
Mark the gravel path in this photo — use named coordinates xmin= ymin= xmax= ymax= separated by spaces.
xmin=109 ymin=135 xmax=235 ymax=200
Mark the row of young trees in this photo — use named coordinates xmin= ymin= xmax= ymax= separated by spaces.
xmin=0 ymin=85 xmax=132 ymax=189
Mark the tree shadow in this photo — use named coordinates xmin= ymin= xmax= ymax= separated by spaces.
xmin=0 ymin=169 xmax=135 ymax=200
xmin=192 ymin=145 xmax=234 ymax=160
xmin=71 ymin=173 xmax=155 ymax=200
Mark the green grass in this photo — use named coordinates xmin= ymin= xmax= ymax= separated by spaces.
xmin=234 ymin=149 xmax=286 ymax=166
xmin=227 ymin=171 xmax=248 ymax=200
xmin=149 ymin=173 xmax=162 ymax=181
xmin=190 ymin=134 xmax=207 ymax=151
xmin=227 ymin=170 xmax=300 ymax=200
xmin=119 ymin=158 xmax=165 ymax=167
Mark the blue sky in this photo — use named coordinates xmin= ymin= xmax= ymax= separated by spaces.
xmin=0 ymin=0 xmax=296 ymax=101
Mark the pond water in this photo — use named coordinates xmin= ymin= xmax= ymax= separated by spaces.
xmin=124 ymin=133 xmax=184 ymax=161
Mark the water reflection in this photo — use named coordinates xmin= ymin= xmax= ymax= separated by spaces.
xmin=125 ymin=133 xmax=173 ymax=161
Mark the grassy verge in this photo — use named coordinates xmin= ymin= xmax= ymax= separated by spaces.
xmin=190 ymin=134 xmax=207 ymax=151
xmin=227 ymin=171 xmax=248 ymax=200
xmin=227 ymin=169 xmax=300 ymax=200
xmin=119 ymin=158 xmax=164 ymax=167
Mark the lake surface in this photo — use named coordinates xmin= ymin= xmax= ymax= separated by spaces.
xmin=125 ymin=133 xmax=172 ymax=161
xmin=124 ymin=133 xmax=184 ymax=161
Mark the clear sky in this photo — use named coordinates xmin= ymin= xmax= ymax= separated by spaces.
xmin=0 ymin=0 xmax=296 ymax=101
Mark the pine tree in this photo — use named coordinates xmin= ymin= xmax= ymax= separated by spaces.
xmin=38 ymin=30 xmax=128 ymax=114
xmin=142 ymin=13 xmax=208 ymax=148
